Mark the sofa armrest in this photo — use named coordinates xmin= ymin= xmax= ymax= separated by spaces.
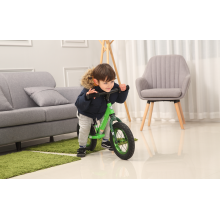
xmin=55 ymin=86 xmax=83 ymax=104
xmin=135 ymin=77 xmax=149 ymax=99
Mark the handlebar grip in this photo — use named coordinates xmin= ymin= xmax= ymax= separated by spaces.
xmin=86 ymin=93 xmax=99 ymax=100
xmin=86 ymin=85 xmax=129 ymax=99
xmin=118 ymin=85 xmax=129 ymax=93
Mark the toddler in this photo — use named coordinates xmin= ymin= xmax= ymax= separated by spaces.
xmin=75 ymin=63 xmax=128 ymax=157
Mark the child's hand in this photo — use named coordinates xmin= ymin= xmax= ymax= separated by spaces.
xmin=86 ymin=88 xmax=98 ymax=99
xmin=119 ymin=84 xmax=126 ymax=91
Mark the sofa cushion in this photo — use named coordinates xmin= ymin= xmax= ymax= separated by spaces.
xmin=0 ymin=107 xmax=46 ymax=128
xmin=55 ymin=86 xmax=83 ymax=104
xmin=24 ymin=87 xmax=70 ymax=107
xmin=41 ymin=104 xmax=77 ymax=122
xmin=0 ymin=88 xmax=14 ymax=111
xmin=0 ymin=74 xmax=13 ymax=107
xmin=141 ymin=88 xmax=182 ymax=98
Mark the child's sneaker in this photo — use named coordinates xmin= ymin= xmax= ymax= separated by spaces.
xmin=101 ymin=139 xmax=113 ymax=151
xmin=77 ymin=147 xmax=86 ymax=157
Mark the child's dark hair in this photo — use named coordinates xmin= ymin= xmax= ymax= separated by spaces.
xmin=80 ymin=63 xmax=117 ymax=89
xmin=93 ymin=63 xmax=116 ymax=82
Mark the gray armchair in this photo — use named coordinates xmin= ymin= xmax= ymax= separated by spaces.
xmin=136 ymin=55 xmax=191 ymax=130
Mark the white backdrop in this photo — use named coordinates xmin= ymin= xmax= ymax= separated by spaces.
xmin=112 ymin=40 xmax=220 ymax=121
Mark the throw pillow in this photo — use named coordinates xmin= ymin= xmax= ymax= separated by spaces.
xmin=24 ymin=87 xmax=70 ymax=107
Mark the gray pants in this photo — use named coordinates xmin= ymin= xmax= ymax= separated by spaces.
xmin=76 ymin=110 xmax=110 ymax=147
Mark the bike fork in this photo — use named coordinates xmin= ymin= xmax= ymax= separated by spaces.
xmin=109 ymin=114 xmax=122 ymax=145
xmin=92 ymin=118 xmax=99 ymax=133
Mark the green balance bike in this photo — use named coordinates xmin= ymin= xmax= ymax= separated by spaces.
xmin=77 ymin=85 xmax=135 ymax=160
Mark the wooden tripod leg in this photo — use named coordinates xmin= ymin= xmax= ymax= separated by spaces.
xmin=106 ymin=40 xmax=110 ymax=63
xmin=174 ymin=101 xmax=184 ymax=130
xmin=148 ymin=102 xmax=154 ymax=127
xmin=123 ymin=101 xmax=131 ymax=122
xmin=140 ymin=101 xmax=150 ymax=131
xmin=109 ymin=42 xmax=131 ymax=122
xmin=100 ymin=40 xmax=105 ymax=63
xmin=178 ymin=101 xmax=185 ymax=124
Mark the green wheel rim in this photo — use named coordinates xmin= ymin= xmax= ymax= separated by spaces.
xmin=113 ymin=128 xmax=129 ymax=155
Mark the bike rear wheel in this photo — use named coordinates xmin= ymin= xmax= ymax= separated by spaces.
xmin=110 ymin=122 xmax=135 ymax=160
xmin=77 ymin=123 xmax=97 ymax=151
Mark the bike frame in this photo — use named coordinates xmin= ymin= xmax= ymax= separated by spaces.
xmin=88 ymin=102 xmax=122 ymax=145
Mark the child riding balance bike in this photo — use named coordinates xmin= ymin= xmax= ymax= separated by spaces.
xmin=75 ymin=63 xmax=135 ymax=160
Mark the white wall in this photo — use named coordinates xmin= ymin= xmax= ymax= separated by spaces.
xmin=0 ymin=40 xmax=109 ymax=87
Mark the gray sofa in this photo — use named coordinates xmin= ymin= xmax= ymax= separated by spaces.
xmin=0 ymin=71 xmax=82 ymax=151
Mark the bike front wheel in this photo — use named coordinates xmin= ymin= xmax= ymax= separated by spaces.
xmin=110 ymin=122 xmax=135 ymax=160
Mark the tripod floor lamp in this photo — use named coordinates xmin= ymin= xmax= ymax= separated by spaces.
xmin=99 ymin=40 xmax=131 ymax=122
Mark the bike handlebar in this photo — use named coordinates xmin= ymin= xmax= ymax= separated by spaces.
xmin=86 ymin=85 xmax=130 ymax=100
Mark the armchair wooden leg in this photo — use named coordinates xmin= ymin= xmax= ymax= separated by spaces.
xmin=148 ymin=102 xmax=154 ymax=127
xmin=148 ymin=128 xmax=157 ymax=154
xmin=178 ymin=102 xmax=185 ymax=124
xmin=140 ymin=101 xmax=150 ymax=131
xmin=140 ymin=132 xmax=153 ymax=157
xmin=174 ymin=101 xmax=184 ymax=130
xmin=178 ymin=130 xmax=185 ymax=156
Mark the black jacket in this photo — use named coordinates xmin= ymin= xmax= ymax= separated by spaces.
xmin=75 ymin=82 xmax=129 ymax=120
